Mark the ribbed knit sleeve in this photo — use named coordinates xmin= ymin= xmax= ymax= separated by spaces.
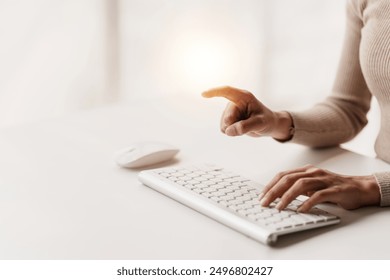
xmin=374 ymin=172 xmax=390 ymax=206
xmin=289 ymin=0 xmax=372 ymax=148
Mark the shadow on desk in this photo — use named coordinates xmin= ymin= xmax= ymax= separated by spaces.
xmin=120 ymin=158 xmax=182 ymax=172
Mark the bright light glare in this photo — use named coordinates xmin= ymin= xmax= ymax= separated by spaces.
xmin=160 ymin=32 xmax=239 ymax=95
xmin=180 ymin=41 xmax=229 ymax=87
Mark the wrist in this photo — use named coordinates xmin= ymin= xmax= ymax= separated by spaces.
xmin=272 ymin=111 xmax=294 ymax=141
xmin=358 ymin=175 xmax=381 ymax=207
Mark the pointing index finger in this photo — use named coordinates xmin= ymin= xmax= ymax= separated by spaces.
xmin=202 ymin=86 xmax=251 ymax=105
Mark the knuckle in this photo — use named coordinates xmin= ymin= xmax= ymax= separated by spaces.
xmin=307 ymin=167 xmax=324 ymax=176
xmin=332 ymin=185 xmax=343 ymax=193
xmin=312 ymin=190 xmax=327 ymax=200
xmin=236 ymin=88 xmax=255 ymax=100
xmin=310 ymin=191 xmax=323 ymax=204
xmin=310 ymin=167 xmax=321 ymax=173
xmin=295 ymin=177 xmax=311 ymax=186
xmin=281 ymin=174 xmax=295 ymax=185
xmin=244 ymin=91 xmax=255 ymax=98
xmin=275 ymin=171 xmax=288 ymax=180
xmin=223 ymin=114 xmax=235 ymax=125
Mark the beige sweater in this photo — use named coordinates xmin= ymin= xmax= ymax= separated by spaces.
xmin=289 ymin=0 xmax=390 ymax=206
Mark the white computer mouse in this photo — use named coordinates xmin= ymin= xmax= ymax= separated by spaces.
xmin=115 ymin=142 xmax=179 ymax=168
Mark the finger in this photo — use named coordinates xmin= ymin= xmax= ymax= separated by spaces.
xmin=297 ymin=188 xmax=342 ymax=212
xmin=275 ymin=178 xmax=325 ymax=210
xmin=267 ymin=166 xmax=328 ymax=209
xmin=259 ymin=165 xmax=314 ymax=199
xmin=225 ymin=116 xmax=267 ymax=136
xmin=299 ymin=183 xmax=366 ymax=212
xmin=202 ymin=86 xmax=253 ymax=105
xmin=259 ymin=170 xmax=313 ymax=207
xmin=225 ymin=122 xmax=245 ymax=136
xmin=306 ymin=190 xmax=318 ymax=197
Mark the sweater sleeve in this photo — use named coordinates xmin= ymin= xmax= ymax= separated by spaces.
xmin=289 ymin=0 xmax=372 ymax=148
xmin=374 ymin=172 xmax=390 ymax=206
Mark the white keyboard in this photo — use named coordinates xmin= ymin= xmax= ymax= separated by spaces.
xmin=138 ymin=164 xmax=340 ymax=245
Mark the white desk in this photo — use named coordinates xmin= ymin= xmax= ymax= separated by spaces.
xmin=0 ymin=96 xmax=389 ymax=259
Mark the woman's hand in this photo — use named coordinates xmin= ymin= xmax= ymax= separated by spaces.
xmin=259 ymin=165 xmax=381 ymax=212
xmin=202 ymin=86 xmax=293 ymax=141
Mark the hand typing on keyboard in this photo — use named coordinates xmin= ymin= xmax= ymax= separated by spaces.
xmin=258 ymin=164 xmax=380 ymax=212
xmin=139 ymin=165 xmax=340 ymax=244
xmin=202 ymin=86 xmax=381 ymax=212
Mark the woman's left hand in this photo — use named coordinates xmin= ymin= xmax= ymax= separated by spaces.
xmin=259 ymin=165 xmax=381 ymax=212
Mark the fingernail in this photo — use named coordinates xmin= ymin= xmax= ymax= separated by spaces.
xmin=258 ymin=193 xmax=264 ymax=201
xmin=275 ymin=201 xmax=283 ymax=211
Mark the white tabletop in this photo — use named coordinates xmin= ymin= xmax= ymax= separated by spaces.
xmin=0 ymin=96 xmax=389 ymax=259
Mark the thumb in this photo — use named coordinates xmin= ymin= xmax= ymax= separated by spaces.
xmin=225 ymin=116 xmax=266 ymax=136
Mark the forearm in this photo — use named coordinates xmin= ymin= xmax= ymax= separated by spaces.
xmin=287 ymin=98 xmax=368 ymax=148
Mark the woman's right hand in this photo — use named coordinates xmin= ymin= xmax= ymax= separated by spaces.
xmin=202 ymin=86 xmax=293 ymax=141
